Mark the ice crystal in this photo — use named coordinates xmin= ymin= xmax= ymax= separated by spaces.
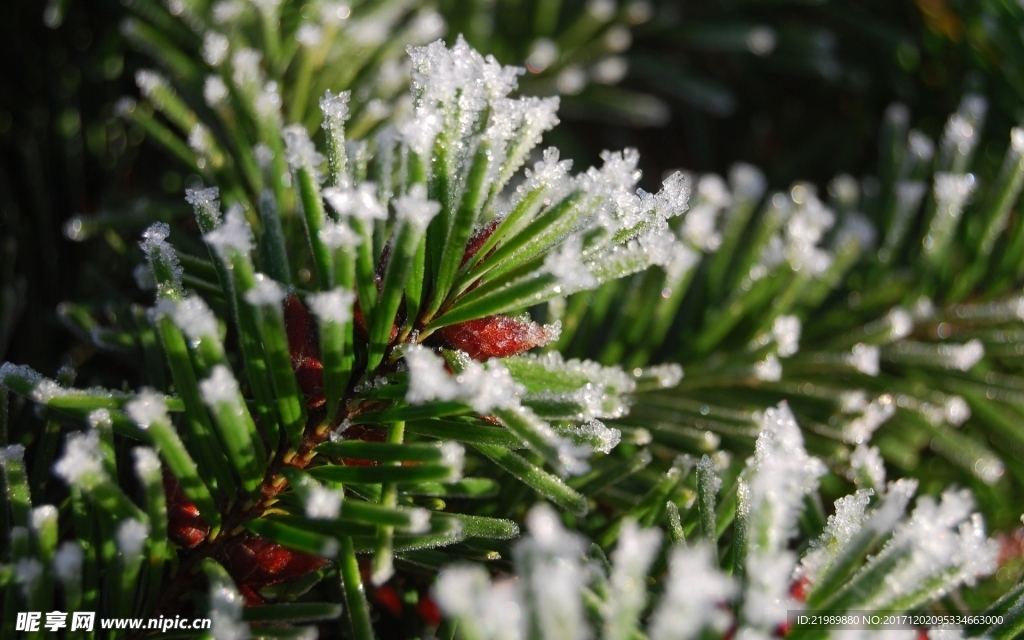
xmin=849 ymin=443 xmax=887 ymax=489
xmin=125 ymin=388 xmax=171 ymax=429
xmin=304 ymin=485 xmax=344 ymax=520
xmin=283 ymin=124 xmax=325 ymax=181
xmin=842 ymin=395 xmax=895 ymax=444
xmin=748 ymin=402 xmax=826 ymax=554
xmin=798 ymin=489 xmax=874 ymax=583
xmin=116 ymin=518 xmax=150 ymax=557
xmin=405 ymin=345 xmax=524 ymax=413
xmin=307 ymin=288 xmax=356 ymax=324
xmin=140 ymin=222 xmax=184 ymax=300
xmin=171 ymin=295 xmax=219 ymax=342
xmin=201 ymin=31 xmax=229 ymax=66
xmin=567 ymin=420 xmax=621 ymax=454
xmin=771 ymin=315 xmax=801 ymax=357
xmin=847 ymin=343 xmax=880 ymax=376
xmin=514 ymin=503 xmax=589 ymax=640
xmin=210 ymin=583 xmax=250 ymax=640
xmin=649 ymin=545 xmax=737 ymax=640
xmin=392 ymin=184 xmax=441 ymax=229
xmin=200 ymin=365 xmax=241 ymax=406
xmin=324 ymin=183 xmax=386 ymax=222
xmin=204 ymin=75 xmax=229 ymax=107
xmin=54 ymin=541 xmax=83 ymax=584
xmin=244 ymin=274 xmax=286 ymax=307
xmin=54 ymin=430 xmax=107 ymax=489
xmin=754 ymin=353 xmax=782 ymax=381
xmin=133 ymin=447 xmax=161 ymax=483
xmin=545 ymin=235 xmax=597 ymax=293
xmin=30 ymin=505 xmax=58 ymax=534
xmin=604 ymin=520 xmax=663 ymax=640
xmin=205 ymin=203 xmax=253 ymax=257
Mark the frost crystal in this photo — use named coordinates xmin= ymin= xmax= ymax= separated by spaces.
xmin=53 ymin=430 xmax=107 ymax=489
xmin=323 ymin=183 xmax=387 ymax=222
xmin=514 ymin=504 xmax=589 ymax=640
xmin=545 ymin=235 xmax=597 ymax=293
xmin=568 ymin=420 xmax=621 ymax=454
xmin=772 ymin=315 xmax=801 ymax=357
xmin=125 ymin=388 xmax=171 ymax=429
xmin=116 ymin=518 xmax=150 ymax=557
xmin=754 ymin=353 xmax=782 ymax=381
xmin=200 ymin=365 xmax=242 ymax=406
xmin=283 ymin=124 xmax=325 ymax=180
xmin=204 ymin=75 xmax=229 ymax=107
xmin=650 ymin=545 xmax=737 ymax=640
xmin=730 ymin=163 xmax=767 ymax=202
xmin=842 ymin=395 xmax=895 ymax=444
xmin=604 ymin=520 xmax=663 ymax=640
xmin=438 ymin=442 xmax=466 ymax=477
xmin=392 ymin=184 xmax=441 ymax=229
xmin=434 ymin=565 xmax=524 ymax=640
xmin=140 ymin=222 xmax=184 ymax=299
xmin=320 ymin=220 xmax=361 ymax=249
xmin=943 ymin=339 xmax=984 ymax=371
xmin=849 ymin=443 xmax=887 ymax=489
xmin=320 ymin=90 xmax=351 ymax=129
xmin=405 ymin=346 xmax=523 ymax=413
xmin=135 ymin=69 xmax=167 ymax=98
xmin=748 ymin=402 xmax=826 ymax=554
xmin=185 ymin=186 xmax=221 ymax=228
xmin=210 ymin=583 xmax=250 ymax=640
xmin=244 ymin=274 xmax=286 ymax=307
xmin=307 ymin=288 xmax=356 ymax=324
xmin=30 ymin=504 xmax=58 ymax=533
xmin=133 ymin=447 xmax=162 ymax=483
xmin=205 ymin=203 xmax=253 ymax=257
xmin=15 ymin=557 xmax=43 ymax=596
xmin=867 ymin=488 xmax=998 ymax=609
xmin=172 ymin=295 xmax=219 ymax=342
xmin=305 ymin=485 xmax=344 ymax=519
xmin=644 ymin=363 xmax=684 ymax=388
xmin=847 ymin=343 xmax=880 ymax=376
xmin=202 ymin=31 xmax=229 ymax=66
xmin=54 ymin=541 xmax=84 ymax=584
xmin=798 ymin=489 xmax=874 ymax=583
xmin=0 ymin=362 xmax=44 ymax=390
